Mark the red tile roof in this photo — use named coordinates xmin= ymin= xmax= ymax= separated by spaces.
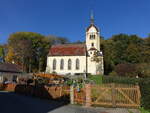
xmin=48 ymin=44 xmax=86 ymax=56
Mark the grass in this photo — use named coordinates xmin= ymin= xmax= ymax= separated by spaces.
xmin=139 ymin=107 xmax=150 ymax=113
xmin=88 ymin=75 xmax=103 ymax=84
xmin=128 ymin=109 xmax=134 ymax=113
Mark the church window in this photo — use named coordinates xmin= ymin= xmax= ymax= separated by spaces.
xmin=60 ymin=59 xmax=64 ymax=70
xmin=91 ymin=43 xmax=94 ymax=47
xmin=90 ymin=34 xmax=95 ymax=39
xmin=53 ymin=59 xmax=56 ymax=70
xmin=76 ymin=59 xmax=80 ymax=70
xmin=68 ymin=59 xmax=72 ymax=70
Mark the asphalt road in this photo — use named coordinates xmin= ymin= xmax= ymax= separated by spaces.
xmin=0 ymin=91 xmax=100 ymax=113
xmin=0 ymin=91 xmax=140 ymax=113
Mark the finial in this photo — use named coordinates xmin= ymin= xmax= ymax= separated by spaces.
xmin=90 ymin=10 xmax=94 ymax=25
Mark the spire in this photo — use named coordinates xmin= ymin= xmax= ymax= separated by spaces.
xmin=90 ymin=10 xmax=94 ymax=25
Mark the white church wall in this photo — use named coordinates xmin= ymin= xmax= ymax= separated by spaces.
xmin=87 ymin=57 xmax=97 ymax=75
xmin=46 ymin=56 xmax=86 ymax=75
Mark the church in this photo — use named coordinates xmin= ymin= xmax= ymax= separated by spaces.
xmin=46 ymin=14 xmax=104 ymax=75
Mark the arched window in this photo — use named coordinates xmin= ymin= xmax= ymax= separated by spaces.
xmin=76 ymin=59 xmax=80 ymax=70
xmin=53 ymin=59 xmax=56 ymax=70
xmin=60 ymin=59 xmax=64 ymax=70
xmin=90 ymin=34 xmax=95 ymax=39
xmin=68 ymin=59 xmax=72 ymax=70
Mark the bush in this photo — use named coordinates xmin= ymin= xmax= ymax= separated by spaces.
xmin=136 ymin=63 xmax=150 ymax=77
xmin=115 ymin=63 xmax=137 ymax=77
xmin=103 ymin=76 xmax=140 ymax=85
xmin=140 ymin=107 xmax=150 ymax=113
xmin=88 ymin=75 xmax=103 ymax=84
xmin=139 ymin=78 xmax=150 ymax=110
xmin=109 ymin=71 xmax=118 ymax=76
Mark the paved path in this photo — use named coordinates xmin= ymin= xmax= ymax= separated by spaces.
xmin=0 ymin=91 xmax=140 ymax=113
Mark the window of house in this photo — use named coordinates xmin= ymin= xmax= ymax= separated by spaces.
xmin=60 ymin=59 xmax=64 ymax=70
xmin=90 ymin=34 xmax=95 ymax=39
xmin=76 ymin=59 xmax=80 ymax=70
xmin=53 ymin=59 xmax=56 ymax=70
xmin=68 ymin=59 xmax=72 ymax=70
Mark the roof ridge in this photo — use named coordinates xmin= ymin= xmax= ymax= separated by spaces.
xmin=52 ymin=43 xmax=85 ymax=47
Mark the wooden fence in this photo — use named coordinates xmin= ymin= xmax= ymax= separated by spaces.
xmin=74 ymin=83 xmax=141 ymax=108
xmin=15 ymin=85 xmax=70 ymax=100
xmin=0 ymin=83 xmax=16 ymax=91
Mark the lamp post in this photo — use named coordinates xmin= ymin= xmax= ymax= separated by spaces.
xmin=84 ymin=70 xmax=87 ymax=80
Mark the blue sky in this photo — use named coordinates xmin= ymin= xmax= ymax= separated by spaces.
xmin=0 ymin=0 xmax=150 ymax=44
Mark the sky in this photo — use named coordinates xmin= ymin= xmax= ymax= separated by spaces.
xmin=0 ymin=0 xmax=150 ymax=44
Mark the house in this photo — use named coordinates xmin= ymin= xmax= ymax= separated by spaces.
xmin=46 ymin=14 xmax=104 ymax=75
xmin=0 ymin=63 xmax=22 ymax=83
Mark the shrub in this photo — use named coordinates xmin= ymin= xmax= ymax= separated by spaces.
xmin=139 ymin=78 xmax=150 ymax=110
xmin=109 ymin=71 xmax=118 ymax=76
xmin=103 ymin=76 xmax=140 ymax=85
xmin=139 ymin=107 xmax=150 ymax=113
xmin=136 ymin=63 xmax=150 ymax=77
xmin=115 ymin=63 xmax=137 ymax=77
xmin=88 ymin=75 xmax=103 ymax=84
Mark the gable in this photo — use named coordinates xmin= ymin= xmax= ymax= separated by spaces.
xmin=86 ymin=24 xmax=99 ymax=32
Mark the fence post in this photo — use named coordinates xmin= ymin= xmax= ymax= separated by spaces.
xmin=60 ymin=86 xmax=62 ymax=97
xmin=70 ymin=85 xmax=74 ymax=104
xmin=85 ymin=84 xmax=91 ymax=107
xmin=136 ymin=85 xmax=141 ymax=106
xmin=111 ymin=83 xmax=116 ymax=107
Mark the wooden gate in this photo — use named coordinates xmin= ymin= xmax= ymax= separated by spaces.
xmin=91 ymin=84 xmax=141 ymax=108
xmin=73 ymin=83 xmax=141 ymax=108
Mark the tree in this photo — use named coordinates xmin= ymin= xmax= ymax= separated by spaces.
xmin=0 ymin=45 xmax=7 ymax=63
xmin=0 ymin=45 xmax=4 ymax=63
xmin=6 ymin=32 xmax=69 ymax=73
xmin=6 ymin=32 xmax=48 ymax=72
xmin=125 ymin=44 xmax=141 ymax=63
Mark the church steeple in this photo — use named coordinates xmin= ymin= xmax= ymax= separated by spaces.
xmin=86 ymin=12 xmax=100 ymax=51
xmin=90 ymin=10 xmax=94 ymax=25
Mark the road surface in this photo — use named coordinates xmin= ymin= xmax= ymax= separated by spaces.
xmin=0 ymin=91 xmax=140 ymax=113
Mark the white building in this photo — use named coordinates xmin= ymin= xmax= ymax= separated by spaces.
xmin=46 ymin=15 xmax=104 ymax=75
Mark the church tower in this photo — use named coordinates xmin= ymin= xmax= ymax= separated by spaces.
xmin=86 ymin=12 xmax=104 ymax=75
xmin=86 ymin=12 xmax=100 ymax=51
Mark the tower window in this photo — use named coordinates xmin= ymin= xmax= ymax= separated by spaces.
xmin=91 ymin=43 xmax=94 ymax=47
xmin=90 ymin=34 xmax=95 ymax=39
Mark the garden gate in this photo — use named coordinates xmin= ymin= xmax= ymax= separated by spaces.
xmin=74 ymin=83 xmax=141 ymax=108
